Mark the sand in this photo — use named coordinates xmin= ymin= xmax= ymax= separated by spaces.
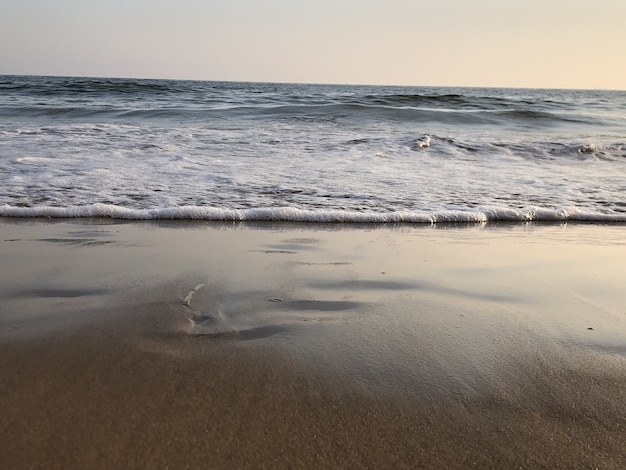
xmin=1 ymin=219 xmax=625 ymax=469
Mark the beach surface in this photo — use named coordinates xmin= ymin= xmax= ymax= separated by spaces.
xmin=1 ymin=219 xmax=625 ymax=469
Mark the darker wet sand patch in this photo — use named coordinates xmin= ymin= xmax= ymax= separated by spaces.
xmin=238 ymin=324 xmax=289 ymax=341
xmin=3 ymin=237 xmax=133 ymax=248
xmin=29 ymin=288 xmax=110 ymax=298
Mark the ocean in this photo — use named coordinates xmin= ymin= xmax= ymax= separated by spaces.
xmin=1 ymin=75 xmax=625 ymax=223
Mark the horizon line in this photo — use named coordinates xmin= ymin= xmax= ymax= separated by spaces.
xmin=1 ymin=72 xmax=623 ymax=93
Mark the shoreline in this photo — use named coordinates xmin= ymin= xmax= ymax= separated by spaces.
xmin=1 ymin=219 xmax=625 ymax=468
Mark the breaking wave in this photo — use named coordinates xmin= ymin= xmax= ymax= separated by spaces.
xmin=2 ymin=204 xmax=625 ymax=223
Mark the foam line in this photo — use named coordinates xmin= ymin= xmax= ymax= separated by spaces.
xmin=1 ymin=204 xmax=625 ymax=223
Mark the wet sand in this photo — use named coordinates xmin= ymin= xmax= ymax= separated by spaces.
xmin=1 ymin=219 xmax=625 ymax=469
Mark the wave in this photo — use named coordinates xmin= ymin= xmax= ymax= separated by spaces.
xmin=2 ymin=76 xmax=608 ymax=127
xmin=0 ymin=102 xmax=586 ymax=128
xmin=1 ymin=204 xmax=624 ymax=223
xmin=358 ymin=92 xmax=519 ymax=111
xmin=1 ymin=76 xmax=182 ymax=97
xmin=407 ymin=135 xmax=626 ymax=161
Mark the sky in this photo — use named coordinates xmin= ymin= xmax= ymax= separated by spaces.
xmin=1 ymin=0 xmax=625 ymax=90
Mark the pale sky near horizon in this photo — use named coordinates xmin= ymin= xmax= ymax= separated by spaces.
xmin=1 ymin=0 xmax=625 ymax=90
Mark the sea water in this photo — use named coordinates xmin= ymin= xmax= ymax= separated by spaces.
xmin=1 ymin=75 xmax=625 ymax=223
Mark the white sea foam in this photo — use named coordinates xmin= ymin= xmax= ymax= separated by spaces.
xmin=1 ymin=204 xmax=625 ymax=223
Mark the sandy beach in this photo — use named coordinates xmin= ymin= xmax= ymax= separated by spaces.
xmin=1 ymin=219 xmax=625 ymax=469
